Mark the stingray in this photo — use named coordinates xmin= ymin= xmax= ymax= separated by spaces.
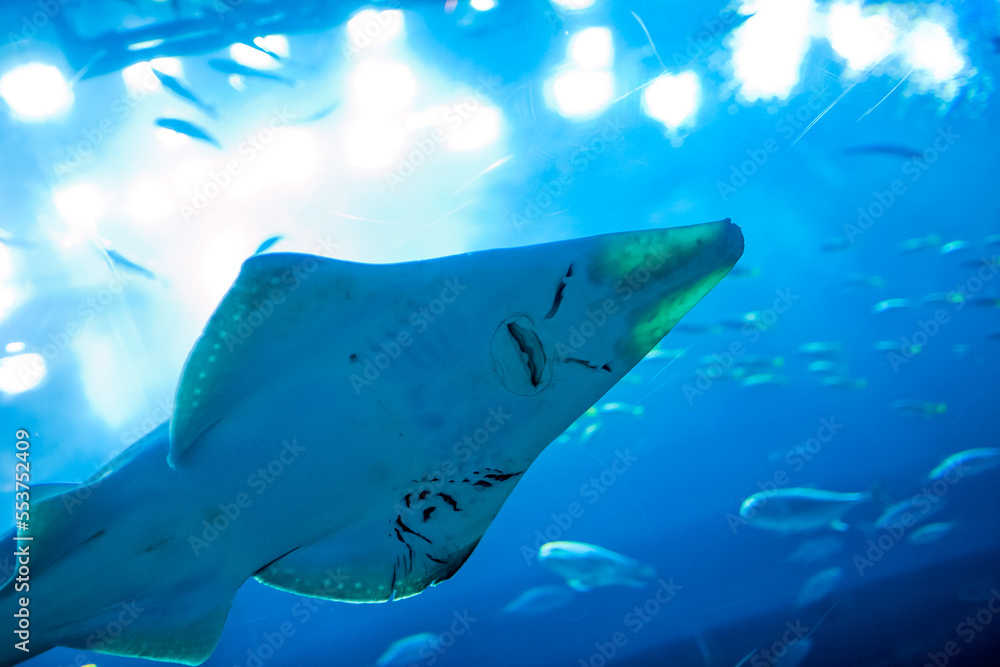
xmin=1 ymin=219 xmax=743 ymax=665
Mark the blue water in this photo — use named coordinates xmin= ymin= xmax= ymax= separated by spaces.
xmin=1 ymin=0 xmax=999 ymax=665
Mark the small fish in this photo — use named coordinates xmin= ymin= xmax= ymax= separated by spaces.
xmin=984 ymin=234 xmax=1000 ymax=247
xmin=846 ymin=273 xmax=885 ymax=289
xmin=155 ymin=118 xmax=222 ymax=148
xmin=795 ymin=566 xmax=842 ymax=607
xmin=104 ymin=248 xmax=156 ymax=280
xmin=951 ymin=343 xmax=971 ymax=357
xmin=898 ymin=234 xmax=941 ymax=253
xmin=207 ymin=58 xmax=294 ymax=85
xmin=253 ymin=235 xmax=283 ymax=255
xmin=873 ymin=298 xmax=917 ymax=313
xmin=736 ymin=354 xmax=784 ymax=369
xmin=969 ymin=296 xmax=1000 ymax=308
xmin=921 ymin=291 xmax=964 ymax=306
xmin=151 ymin=68 xmax=219 ymax=119
xmin=844 ymin=144 xmax=923 ymax=160
xmin=940 ymin=240 xmax=970 ymax=254
xmin=820 ymin=237 xmax=851 ymax=252
xmin=375 ymin=632 xmax=440 ymax=666
xmin=928 ymin=447 xmax=1000 ymax=480
xmin=798 ymin=341 xmax=842 ymax=358
xmin=501 ymin=585 xmax=575 ymax=615
xmin=892 ymin=399 xmax=946 ymax=418
xmin=807 ymin=360 xmax=844 ymax=374
xmin=820 ymin=376 xmax=866 ymax=390
xmin=874 ymin=340 xmax=921 ymax=355
xmin=907 ymin=522 xmax=954 ymax=545
xmin=585 ymin=402 xmax=643 ymax=417
xmin=538 ymin=541 xmax=655 ymax=592
xmin=875 ymin=496 xmax=945 ymax=530
xmin=739 ymin=488 xmax=872 ymax=532
xmin=785 ymin=536 xmax=844 ymax=563
xmin=741 ymin=373 xmax=789 ymax=387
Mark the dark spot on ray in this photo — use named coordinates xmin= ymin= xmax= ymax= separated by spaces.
xmin=507 ymin=322 xmax=545 ymax=386
xmin=430 ymin=477 xmax=439 ymax=482
xmin=462 ymin=478 xmax=470 ymax=483
xmin=144 ymin=536 xmax=172 ymax=552
xmin=427 ymin=554 xmax=447 ymax=564
xmin=404 ymin=493 xmax=412 ymax=507
xmin=396 ymin=516 xmax=432 ymax=544
xmin=601 ymin=363 xmax=612 ymax=372
xmin=474 ymin=480 xmax=492 ymax=488
xmin=565 ymin=263 xmax=574 ymax=277
xmin=423 ymin=506 xmax=436 ymax=522
xmin=84 ymin=529 xmax=105 ymax=544
xmin=394 ymin=528 xmax=405 ymax=543
xmin=484 ymin=472 xmax=522 ymax=482
xmin=544 ymin=280 xmax=567 ymax=320
xmin=349 ymin=353 xmax=358 ymax=362
xmin=418 ymin=490 xmax=429 ymax=500
xmin=438 ymin=492 xmax=460 ymax=511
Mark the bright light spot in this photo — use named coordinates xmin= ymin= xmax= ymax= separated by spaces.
xmin=156 ymin=127 xmax=191 ymax=148
xmin=351 ymin=61 xmax=416 ymax=113
xmin=254 ymin=129 xmax=319 ymax=184
xmin=551 ymin=0 xmax=596 ymax=10
xmin=0 ymin=64 xmax=74 ymax=121
xmin=150 ymin=57 xmax=182 ymax=76
xmin=902 ymin=20 xmax=964 ymax=83
xmin=230 ymin=35 xmax=288 ymax=71
xmin=254 ymin=35 xmax=290 ymax=57
xmin=201 ymin=231 xmax=251 ymax=300
xmin=128 ymin=182 xmax=174 ymax=222
xmin=129 ymin=39 xmax=166 ymax=51
xmin=826 ymin=3 xmax=896 ymax=71
xmin=729 ymin=0 xmax=817 ymax=101
xmin=444 ymin=106 xmax=502 ymax=151
xmin=345 ymin=120 xmax=405 ymax=169
xmin=471 ymin=0 xmax=497 ymax=10
xmin=77 ymin=333 xmax=143 ymax=428
xmin=550 ymin=70 xmax=614 ymax=118
xmin=53 ymin=185 xmax=105 ymax=235
xmin=0 ymin=353 xmax=45 ymax=395
xmin=347 ymin=9 xmax=405 ymax=48
xmin=642 ymin=71 xmax=701 ymax=130
xmin=569 ymin=27 xmax=614 ymax=69
xmin=122 ymin=62 xmax=160 ymax=91
xmin=228 ymin=74 xmax=247 ymax=91
xmin=6 ymin=342 xmax=25 ymax=353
